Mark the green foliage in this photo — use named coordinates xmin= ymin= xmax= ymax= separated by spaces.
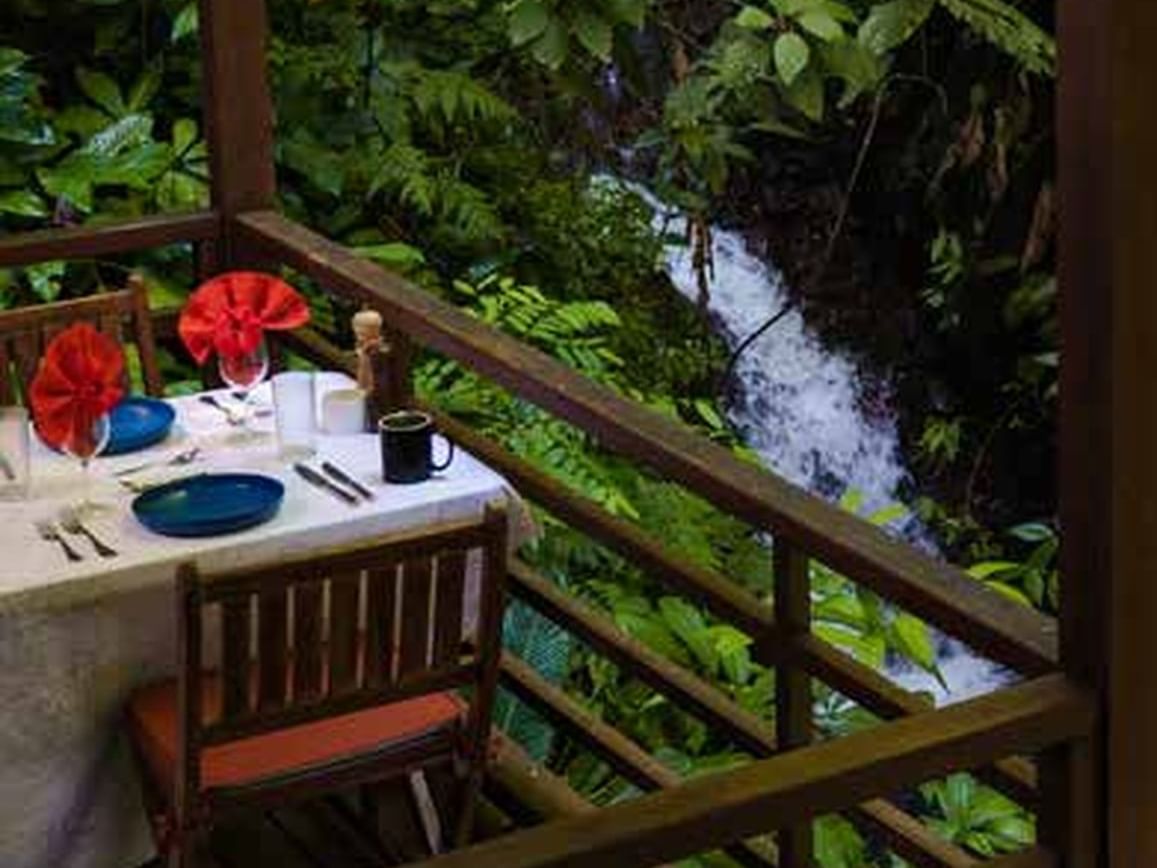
xmin=920 ymin=773 xmax=1035 ymax=856
xmin=506 ymin=0 xmax=647 ymax=68
xmin=968 ymin=521 xmax=1058 ymax=610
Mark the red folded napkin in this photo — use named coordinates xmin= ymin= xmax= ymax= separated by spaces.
xmin=178 ymin=271 xmax=310 ymax=364
xmin=29 ymin=322 xmax=126 ymax=452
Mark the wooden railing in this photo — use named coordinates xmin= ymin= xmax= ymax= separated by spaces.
xmin=1 ymin=208 xmax=1093 ymax=866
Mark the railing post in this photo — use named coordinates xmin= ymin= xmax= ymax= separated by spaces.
xmin=382 ymin=325 xmax=415 ymax=412
xmin=1053 ymin=0 xmax=1157 ymax=864
xmin=774 ymin=541 xmax=813 ymax=866
xmin=196 ymin=0 xmax=278 ymax=270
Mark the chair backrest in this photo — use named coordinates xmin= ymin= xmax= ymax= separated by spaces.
xmin=0 ymin=273 xmax=163 ymax=403
xmin=174 ymin=504 xmax=508 ymax=803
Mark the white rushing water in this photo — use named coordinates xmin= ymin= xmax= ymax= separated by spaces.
xmin=612 ymin=179 xmax=1007 ymax=703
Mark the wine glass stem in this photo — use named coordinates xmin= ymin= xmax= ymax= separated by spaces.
xmin=82 ymin=457 xmax=92 ymax=510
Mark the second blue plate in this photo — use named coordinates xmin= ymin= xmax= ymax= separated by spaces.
xmin=105 ymin=397 xmax=176 ymax=456
xmin=131 ymin=473 xmax=285 ymax=538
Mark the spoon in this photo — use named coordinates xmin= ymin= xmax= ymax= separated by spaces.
xmin=113 ymin=446 xmax=202 ymax=478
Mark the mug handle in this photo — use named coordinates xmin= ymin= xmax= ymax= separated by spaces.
xmin=431 ymin=434 xmax=455 ymax=472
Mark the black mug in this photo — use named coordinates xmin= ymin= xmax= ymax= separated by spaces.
xmin=378 ymin=410 xmax=455 ymax=483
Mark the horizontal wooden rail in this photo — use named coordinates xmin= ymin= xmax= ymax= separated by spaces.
xmin=796 ymin=635 xmax=1039 ymax=806
xmin=509 ymin=559 xmax=776 ymax=755
xmin=509 ymin=560 xmax=980 ymax=867
xmin=0 ymin=211 xmax=219 ymax=268
xmin=235 ymin=210 xmax=1057 ymax=676
xmin=408 ymin=675 xmax=1093 ymax=868
xmin=986 ymin=848 xmax=1057 ymax=867
xmin=484 ymin=731 xmax=596 ymax=823
xmin=442 ymin=415 xmax=777 ymax=642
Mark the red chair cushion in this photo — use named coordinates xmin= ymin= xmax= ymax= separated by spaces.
xmin=128 ymin=677 xmax=464 ymax=793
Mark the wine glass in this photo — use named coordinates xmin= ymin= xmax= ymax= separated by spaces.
xmin=217 ymin=338 xmax=270 ymax=437
xmin=62 ymin=412 xmax=111 ymax=517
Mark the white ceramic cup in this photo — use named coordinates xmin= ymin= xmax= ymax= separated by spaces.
xmin=321 ymin=388 xmax=368 ymax=435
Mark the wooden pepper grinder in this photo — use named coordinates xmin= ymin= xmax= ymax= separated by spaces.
xmin=353 ymin=307 xmax=392 ymax=432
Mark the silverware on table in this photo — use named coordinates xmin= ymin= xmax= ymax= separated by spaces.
xmin=113 ymin=446 xmax=202 ymax=478
xmin=198 ymin=394 xmax=244 ymax=425
xmin=293 ymin=463 xmax=359 ymax=505
xmin=199 ymin=393 xmax=273 ymax=422
xmin=58 ymin=507 xmax=118 ymax=558
xmin=35 ymin=520 xmax=83 ymax=563
xmin=320 ymin=461 xmax=375 ymax=501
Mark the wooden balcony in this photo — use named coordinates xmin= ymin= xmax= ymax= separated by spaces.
xmin=2 ymin=0 xmax=1154 ymax=864
xmin=0 ymin=203 xmax=1093 ymax=867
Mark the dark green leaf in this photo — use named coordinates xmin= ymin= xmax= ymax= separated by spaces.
xmin=858 ymin=0 xmax=935 ymax=54
xmin=509 ymin=0 xmax=550 ymax=46
xmin=573 ymin=10 xmax=614 ymax=61
xmin=0 ymin=189 xmax=48 ymax=217
xmin=76 ymin=67 xmax=125 ymax=117
xmin=736 ymin=6 xmax=776 ymax=30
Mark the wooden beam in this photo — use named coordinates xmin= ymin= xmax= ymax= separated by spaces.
xmin=1055 ymin=0 xmax=1157 ymax=863
xmin=796 ymin=635 xmax=1038 ymax=807
xmin=774 ymin=542 xmax=813 ymax=866
xmin=986 ymin=848 xmax=1058 ymax=868
xmin=235 ymin=210 xmax=1057 ymax=677
xmin=0 ymin=211 xmax=218 ymax=268
xmin=485 ymin=731 xmax=596 ymax=823
xmin=405 ymin=675 xmax=1093 ymax=868
xmin=499 ymin=654 xmax=777 ymax=868
xmin=197 ymin=0 xmax=276 ymax=269
xmin=439 ymin=415 xmax=776 ymax=642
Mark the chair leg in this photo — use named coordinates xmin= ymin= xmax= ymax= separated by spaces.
xmin=452 ymin=768 xmax=484 ymax=849
xmin=409 ymin=771 xmax=444 ymax=855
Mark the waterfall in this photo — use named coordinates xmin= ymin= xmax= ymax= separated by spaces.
xmin=609 ymin=178 xmax=1009 ymax=703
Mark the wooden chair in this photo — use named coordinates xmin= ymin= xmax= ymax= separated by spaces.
xmin=126 ymin=505 xmax=508 ymax=867
xmin=0 ymin=273 xmax=163 ymax=403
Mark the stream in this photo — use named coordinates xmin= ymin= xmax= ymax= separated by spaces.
xmin=615 ymin=179 xmax=1010 ymax=704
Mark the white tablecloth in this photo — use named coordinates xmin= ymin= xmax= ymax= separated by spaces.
xmin=0 ymin=375 xmax=528 ymax=868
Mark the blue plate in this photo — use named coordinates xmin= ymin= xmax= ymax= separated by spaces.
xmin=132 ymin=473 xmax=285 ymax=538
xmin=105 ymin=397 xmax=176 ymax=456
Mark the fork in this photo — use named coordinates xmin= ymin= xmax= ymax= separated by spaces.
xmin=58 ymin=508 xmax=118 ymax=558
xmin=35 ymin=520 xmax=83 ymax=563
xmin=113 ymin=446 xmax=202 ymax=478
xmin=198 ymin=394 xmax=244 ymax=425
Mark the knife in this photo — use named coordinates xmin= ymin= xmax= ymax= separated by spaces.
xmin=320 ymin=461 xmax=375 ymax=501
xmin=293 ymin=463 xmax=359 ymax=505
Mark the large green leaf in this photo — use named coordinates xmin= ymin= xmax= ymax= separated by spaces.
xmin=76 ymin=67 xmax=126 ymax=117
xmin=783 ymin=64 xmax=824 ymax=121
xmin=797 ymin=9 xmax=845 ymax=41
xmin=858 ymin=0 xmax=935 ymax=54
xmin=774 ymin=32 xmax=811 ymax=86
xmin=606 ymin=0 xmax=647 ymax=28
xmin=532 ymin=18 xmax=570 ymax=69
xmin=736 ymin=5 xmax=776 ymax=30
xmin=509 ymin=0 xmax=550 ymax=46
xmin=0 ymin=189 xmax=48 ymax=217
xmin=572 ymin=10 xmax=613 ymax=61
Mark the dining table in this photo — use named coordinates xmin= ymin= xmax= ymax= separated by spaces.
xmin=0 ymin=372 xmax=532 ymax=868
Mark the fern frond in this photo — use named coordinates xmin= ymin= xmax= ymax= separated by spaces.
xmin=937 ymin=0 xmax=1055 ymax=76
xmin=410 ymin=68 xmax=517 ymax=127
